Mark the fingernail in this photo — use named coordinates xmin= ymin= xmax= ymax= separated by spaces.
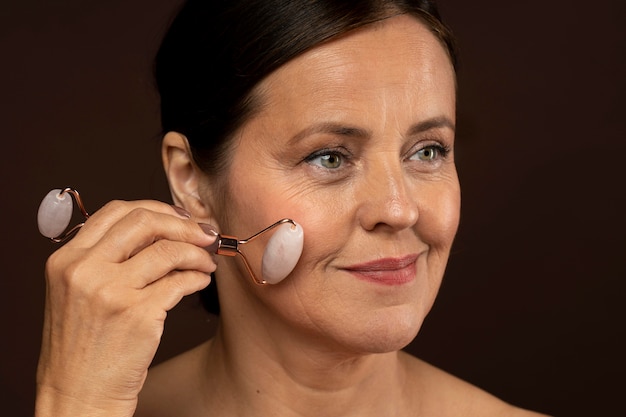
xmin=199 ymin=223 xmax=218 ymax=236
xmin=172 ymin=205 xmax=191 ymax=218
xmin=199 ymin=224 xmax=219 ymax=253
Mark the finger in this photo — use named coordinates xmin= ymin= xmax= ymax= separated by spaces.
xmin=143 ymin=269 xmax=213 ymax=312
xmin=68 ymin=200 xmax=192 ymax=248
xmin=123 ymin=240 xmax=217 ymax=288
xmin=90 ymin=208 xmax=216 ymax=263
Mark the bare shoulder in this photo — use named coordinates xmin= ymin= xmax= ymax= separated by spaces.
xmin=134 ymin=341 xmax=210 ymax=417
xmin=399 ymin=352 xmax=552 ymax=417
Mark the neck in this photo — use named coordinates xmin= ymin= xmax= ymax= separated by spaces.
xmin=199 ymin=318 xmax=409 ymax=417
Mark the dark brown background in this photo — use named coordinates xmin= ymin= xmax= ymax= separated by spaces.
xmin=1 ymin=0 xmax=624 ymax=415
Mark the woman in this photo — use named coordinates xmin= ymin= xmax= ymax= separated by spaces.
xmin=35 ymin=1 xmax=550 ymax=416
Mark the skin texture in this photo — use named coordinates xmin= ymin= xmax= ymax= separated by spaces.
xmin=35 ymin=201 xmax=218 ymax=417
xmin=139 ymin=15 xmax=549 ymax=417
xmin=214 ymin=16 xmax=460 ymax=357
xmin=35 ymin=14 xmax=550 ymax=417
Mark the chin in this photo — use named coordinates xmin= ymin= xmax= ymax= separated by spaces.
xmin=345 ymin=306 xmax=427 ymax=354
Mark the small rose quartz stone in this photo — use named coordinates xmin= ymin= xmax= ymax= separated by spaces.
xmin=37 ymin=189 xmax=73 ymax=238
xmin=261 ymin=221 xmax=304 ymax=284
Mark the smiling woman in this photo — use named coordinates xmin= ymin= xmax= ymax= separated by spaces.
xmin=33 ymin=1 xmax=551 ymax=416
xmin=193 ymin=16 xmax=460 ymax=359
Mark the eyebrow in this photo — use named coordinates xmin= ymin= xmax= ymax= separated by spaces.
xmin=288 ymin=123 xmax=369 ymax=145
xmin=288 ymin=116 xmax=455 ymax=144
xmin=407 ymin=116 xmax=456 ymax=135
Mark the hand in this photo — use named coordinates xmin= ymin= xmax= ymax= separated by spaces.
xmin=35 ymin=200 xmax=217 ymax=417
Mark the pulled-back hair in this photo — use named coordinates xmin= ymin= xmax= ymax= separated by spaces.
xmin=154 ymin=0 xmax=456 ymax=315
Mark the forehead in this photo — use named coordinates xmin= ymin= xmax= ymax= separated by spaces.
xmin=255 ymin=14 xmax=456 ymax=119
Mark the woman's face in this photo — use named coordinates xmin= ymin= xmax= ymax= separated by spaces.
xmin=207 ymin=15 xmax=459 ymax=353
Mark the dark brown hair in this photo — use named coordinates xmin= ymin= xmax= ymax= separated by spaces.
xmin=154 ymin=0 xmax=457 ymax=315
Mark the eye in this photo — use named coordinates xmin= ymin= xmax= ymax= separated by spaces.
xmin=416 ymin=147 xmax=438 ymax=161
xmin=306 ymin=150 xmax=345 ymax=169
xmin=410 ymin=144 xmax=450 ymax=162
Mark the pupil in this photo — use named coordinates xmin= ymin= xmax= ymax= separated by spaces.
xmin=323 ymin=155 xmax=339 ymax=167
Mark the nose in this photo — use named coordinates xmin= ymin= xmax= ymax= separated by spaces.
xmin=356 ymin=154 xmax=419 ymax=232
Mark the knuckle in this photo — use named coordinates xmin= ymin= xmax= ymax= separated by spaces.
xmin=98 ymin=199 xmax=131 ymax=217
xmin=127 ymin=207 xmax=154 ymax=227
xmin=45 ymin=249 xmax=86 ymax=288
xmin=61 ymin=259 xmax=85 ymax=287
xmin=44 ymin=249 xmax=137 ymax=314
xmin=94 ymin=284 xmax=129 ymax=313
xmin=151 ymin=240 xmax=182 ymax=268
xmin=170 ymin=270 xmax=211 ymax=297
xmin=168 ymin=272 xmax=188 ymax=294
xmin=44 ymin=250 xmax=65 ymax=280
xmin=80 ymin=200 xmax=131 ymax=234
xmin=160 ymin=273 xmax=189 ymax=310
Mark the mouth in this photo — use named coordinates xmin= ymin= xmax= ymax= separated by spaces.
xmin=341 ymin=254 xmax=419 ymax=286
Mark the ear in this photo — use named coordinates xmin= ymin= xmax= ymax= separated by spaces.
xmin=161 ymin=132 xmax=216 ymax=224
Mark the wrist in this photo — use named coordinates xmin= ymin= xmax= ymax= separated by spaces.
xmin=35 ymin=385 xmax=137 ymax=417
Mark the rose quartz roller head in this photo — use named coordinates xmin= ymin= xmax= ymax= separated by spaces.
xmin=207 ymin=219 xmax=304 ymax=285
xmin=37 ymin=188 xmax=90 ymax=242
xmin=37 ymin=188 xmax=304 ymax=284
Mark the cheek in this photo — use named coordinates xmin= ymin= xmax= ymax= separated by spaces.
xmin=286 ymin=193 xmax=353 ymax=269
xmin=220 ymin=168 xmax=285 ymax=233
xmin=220 ymin=167 xmax=349 ymax=278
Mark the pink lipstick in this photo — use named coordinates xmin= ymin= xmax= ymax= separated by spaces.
xmin=342 ymin=254 xmax=419 ymax=286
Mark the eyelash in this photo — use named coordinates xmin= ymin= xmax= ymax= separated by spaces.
xmin=409 ymin=143 xmax=451 ymax=162
xmin=304 ymin=147 xmax=351 ymax=170
xmin=304 ymin=142 xmax=451 ymax=171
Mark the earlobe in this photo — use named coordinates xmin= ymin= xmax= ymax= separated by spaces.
xmin=161 ymin=132 xmax=214 ymax=222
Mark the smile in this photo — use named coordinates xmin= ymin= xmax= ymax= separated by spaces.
xmin=341 ymin=254 xmax=419 ymax=286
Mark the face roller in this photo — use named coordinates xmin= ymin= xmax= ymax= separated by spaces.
xmin=37 ymin=188 xmax=304 ymax=285
xmin=206 ymin=218 xmax=303 ymax=284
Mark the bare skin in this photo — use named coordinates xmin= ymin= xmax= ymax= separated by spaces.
xmin=138 ymin=339 xmax=548 ymax=417
xmin=136 ymin=16 xmax=551 ymax=417
xmin=35 ymin=201 xmax=218 ymax=417
xmin=36 ymin=14 xmax=550 ymax=417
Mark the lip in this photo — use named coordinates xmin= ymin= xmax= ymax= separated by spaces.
xmin=341 ymin=254 xmax=419 ymax=286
